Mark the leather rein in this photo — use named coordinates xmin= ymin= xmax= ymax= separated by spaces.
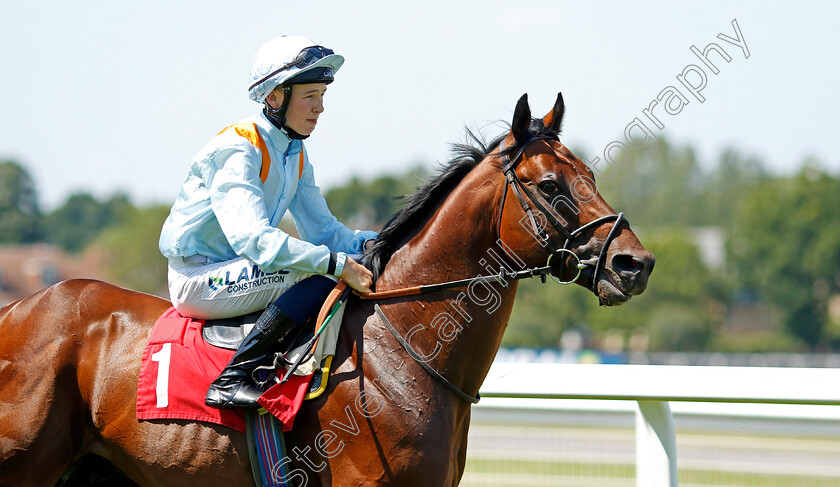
xmin=361 ymin=134 xmax=627 ymax=404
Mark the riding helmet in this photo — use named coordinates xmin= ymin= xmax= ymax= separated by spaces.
xmin=248 ymin=35 xmax=344 ymax=103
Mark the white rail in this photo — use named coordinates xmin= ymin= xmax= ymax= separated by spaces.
xmin=478 ymin=363 xmax=840 ymax=487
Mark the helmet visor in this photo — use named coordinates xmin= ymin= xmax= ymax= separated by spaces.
xmin=249 ymin=46 xmax=335 ymax=91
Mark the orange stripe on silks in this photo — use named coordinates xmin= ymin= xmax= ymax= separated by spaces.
xmin=299 ymin=143 xmax=305 ymax=177
xmin=218 ymin=123 xmax=271 ymax=183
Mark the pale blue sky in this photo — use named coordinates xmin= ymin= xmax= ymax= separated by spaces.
xmin=2 ymin=1 xmax=838 ymax=210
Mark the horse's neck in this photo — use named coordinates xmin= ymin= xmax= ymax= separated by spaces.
xmin=376 ymin=162 xmax=516 ymax=398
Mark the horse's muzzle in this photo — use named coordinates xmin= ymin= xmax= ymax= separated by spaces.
xmin=593 ymin=249 xmax=655 ymax=306
xmin=611 ymin=251 xmax=655 ymax=295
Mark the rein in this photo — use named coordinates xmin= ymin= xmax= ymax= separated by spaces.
xmin=374 ymin=304 xmax=480 ymax=404
xmin=356 ymin=264 xmax=556 ymax=300
xmin=360 ymin=133 xmax=627 ymax=404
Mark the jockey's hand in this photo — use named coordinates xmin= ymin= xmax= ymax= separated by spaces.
xmin=341 ymin=257 xmax=373 ymax=294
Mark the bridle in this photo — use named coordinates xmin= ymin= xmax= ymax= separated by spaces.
xmin=358 ymin=133 xmax=626 ymax=300
xmin=497 ymin=133 xmax=626 ymax=292
xmin=363 ymin=132 xmax=628 ymax=404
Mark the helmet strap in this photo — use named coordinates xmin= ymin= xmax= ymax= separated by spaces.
xmin=263 ymin=85 xmax=309 ymax=140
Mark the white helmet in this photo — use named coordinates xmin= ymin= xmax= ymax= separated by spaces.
xmin=248 ymin=35 xmax=345 ymax=103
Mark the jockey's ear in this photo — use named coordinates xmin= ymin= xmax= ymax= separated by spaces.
xmin=265 ymin=87 xmax=284 ymax=110
xmin=543 ymin=92 xmax=564 ymax=133
xmin=510 ymin=93 xmax=531 ymax=143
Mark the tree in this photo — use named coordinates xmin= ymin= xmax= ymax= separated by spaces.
xmin=89 ymin=204 xmax=170 ymax=296
xmin=612 ymin=229 xmax=719 ymax=351
xmin=504 ymin=279 xmax=592 ymax=348
xmin=0 ymin=160 xmax=43 ymax=243
xmin=698 ymin=148 xmax=767 ymax=229
xmin=729 ymin=164 xmax=840 ymax=348
xmin=504 ymin=228 xmax=724 ymax=351
xmin=44 ymin=193 xmax=133 ymax=252
xmin=596 ymin=138 xmax=705 ymax=227
xmin=324 ymin=166 xmax=428 ymax=229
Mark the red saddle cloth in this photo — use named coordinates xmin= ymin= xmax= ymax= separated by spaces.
xmin=136 ymin=307 xmax=312 ymax=433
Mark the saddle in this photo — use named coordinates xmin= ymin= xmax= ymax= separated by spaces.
xmin=201 ymin=312 xmax=263 ymax=350
xmin=201 ymin=311 xmax=316 ymax=359
xmin=199 ymin=292 xmax=346 ymax=401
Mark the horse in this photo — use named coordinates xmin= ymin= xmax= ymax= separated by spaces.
xmin=0 ymin=93 xmax=654 ymax=486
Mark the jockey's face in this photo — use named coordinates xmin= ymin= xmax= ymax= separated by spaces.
xmin=267 ymin=83 xmax=327 ymax=136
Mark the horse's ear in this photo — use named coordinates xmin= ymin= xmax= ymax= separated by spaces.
xmin=543 ymin=92 xmax=565 ymax=133
xmin=511 ymin=93 xmax=531 ymax=142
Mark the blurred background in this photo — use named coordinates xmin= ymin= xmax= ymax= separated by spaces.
xmin=3 ymin=2 xmax=840 ymax=485
xmin=2 ymin=0 xmax=838 ymax=358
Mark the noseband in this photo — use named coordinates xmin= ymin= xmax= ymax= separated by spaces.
xmin=498 ymin=133 xmax=625 ymax=292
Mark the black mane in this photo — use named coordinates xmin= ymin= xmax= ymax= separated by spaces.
xmin=364 ymin=119 xmax=558 ymax=281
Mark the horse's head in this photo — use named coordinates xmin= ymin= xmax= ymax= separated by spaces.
xmin=496 ymin=93 xmax=654 ymax=305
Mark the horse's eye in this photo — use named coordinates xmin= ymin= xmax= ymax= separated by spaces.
xmin=538 ymin=180 xmax=559 ymax=194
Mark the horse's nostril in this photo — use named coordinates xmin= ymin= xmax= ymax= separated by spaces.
xmin=612 ymin=254 xmax=645 ymax=274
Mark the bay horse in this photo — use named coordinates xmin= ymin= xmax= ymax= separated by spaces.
xmin=0 ymin=93 xmax=654 ymax=486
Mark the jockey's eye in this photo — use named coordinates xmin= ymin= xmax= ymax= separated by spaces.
xmin=538 ymin=180 xmax=560 ymax=195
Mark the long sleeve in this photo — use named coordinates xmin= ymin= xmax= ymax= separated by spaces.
xmin=207 ymin=142 xmax=337 ymax=275
xmin=289 ymin=151 xmax=378 ymax=260
xmin=160 ymin=113 xmax=377 ymax=279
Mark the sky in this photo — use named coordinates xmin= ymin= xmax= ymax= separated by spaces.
xmin=2 ymin=1 xmax=839 ymax=210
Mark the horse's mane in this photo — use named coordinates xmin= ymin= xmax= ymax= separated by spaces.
xmin=364 ymin=119 xmax=558 ymax=281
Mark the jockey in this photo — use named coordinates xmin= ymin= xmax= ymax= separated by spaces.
xmin=159 ymin=35 xmax=377 ymax=409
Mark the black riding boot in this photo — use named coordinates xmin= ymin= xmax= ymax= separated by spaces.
xmin=205 ymin=304 xmax=296 ymax=409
